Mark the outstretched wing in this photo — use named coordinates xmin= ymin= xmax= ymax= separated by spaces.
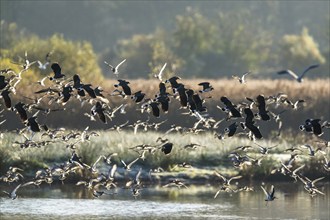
xmin=260 ymin=185 xmax=269 ymax=197
xmin=115 ymin=59 xmax=126 ymax=70
xmin=270 ymin=185 xmax=275 ymax=198
xmin=157 ymin=63 xmax=167 ymax=81
xmin=277 ymin=69 xmax=299 ymax=80
xmin=300 ymin=64 xmax=319 ymax=79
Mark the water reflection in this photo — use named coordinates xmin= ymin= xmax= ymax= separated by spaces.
xmin=0 ymin=183 xmax=329 ymax=219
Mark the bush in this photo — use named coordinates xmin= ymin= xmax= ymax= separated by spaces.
xmin=278 ymin=27 xmax=326 ymax=71
xmin=0 ymin=21 xmax=103 ymax=85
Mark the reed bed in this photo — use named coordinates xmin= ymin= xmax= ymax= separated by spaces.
xmin=0 ymin=130 xmax=328 ymax=181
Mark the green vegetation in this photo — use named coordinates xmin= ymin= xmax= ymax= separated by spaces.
xmin=0 ymin=131 xmax=328 ymax=182
xmin=0 ymin=21 xmax=103 ymax=84
xmin=1 ymin=2 xmax=329 ymax=78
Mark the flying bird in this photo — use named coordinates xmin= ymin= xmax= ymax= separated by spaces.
xmin=261 ymin=185 xmax=276 ymax=205
xmin=3 ymin=184 xmax=22 ymax=200
xmin=232 ymin=71 xmax=251 ymax=84
xmin=277 ymin=64 xmax=319 ymax=83
xmin=104 ymin=59 xmax=126 ymax=76
xmin=154 ymin=63 xmax=167 ymax=81
xmin=50 ymin=63 xmax=65 ymax=80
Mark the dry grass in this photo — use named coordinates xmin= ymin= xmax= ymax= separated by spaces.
xmin=100 ymin=78 xmax=330 ymax=102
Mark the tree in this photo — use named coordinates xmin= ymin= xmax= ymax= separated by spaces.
xmin=0 ymin=22 xmax=103 ymax=85
xmin=278 ymin=27 xmax=326 ymax=70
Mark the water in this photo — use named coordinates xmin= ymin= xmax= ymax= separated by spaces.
xmin=1 ymin=183 xmax=329 ymax=219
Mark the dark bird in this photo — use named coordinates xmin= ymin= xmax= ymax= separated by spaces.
xmin=224 ymin=122 xmax=239 ymax=137
xmin=157 ymin=82 xmax=169 ymax=97
xmin=69 ymin=151 xmax=85 ymax=168
xmin=114 ymin=79 xmax=131 ymax=96
xmin=300 ymin=119 xmax=323 ymax=136
xmin=161 ymin=142 xmax=173 ymax=155
xmin=192 ymin=93 xmax=206 ymax=112
xmin=72 ymin=74 xmax=85 ymax=96
xmin=220 ymin=96 xmax=241 ymax=118
xmin=1 ymin=89 xmax=12 ymax=108
xmin=50 ymin=63 xmax=65 ymax=80
xmin=27 ymin=116 xmax=40 ymax=132
xmin=148 ymin=101 xmax=161 ymax=117
xmin=244 ymin=108 xmax=254 ymax=125
xmin=245 ymin=121 xmax=263 ymax=139
xmin=255 ymin=95 xmax=270 ymax=121
xmin=131 ymin=91 xmax=145 ymax=103
xmin=0 ymin=75 xmax=8 ymax=90
xmin=82 ymin=84 xmax=96 ymax=98
xmin=60 ymin=84 xmax=73 ymax=104
xmin=156 ymin=96 xmax=170 ymax=113
xmin=165 ymin=76 xmax=181 ymax=90
xmin=198 ymin=82 xmax=213 ymax=93
xmin=3 ymin=184 xmax=22 ymax=200
xmin=91 ymin=101 xmax=107 ymax=123
xmin=261 ymin=185 xmax=276 ymax=205
xmin=14 ymin=102 xmax=28 ymax=122
xmin=175 ymin=84 xmax=188 ymax=107
xmin=277 ymin=64 xmax=319 ymax=83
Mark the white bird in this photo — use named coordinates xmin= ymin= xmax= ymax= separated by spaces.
xmin=154 ymin=63 xmax=167 ymax=81
xmin=104 ymin=59 xmax=126 ymax=76
xmin=214 ymin=171 xmax=242 ymax=186
xmin=37 ymin=61 xmax=50 ymax=70
xmin=277 ymin=64 xmax=319 ymax=83
xmin=120 ymin=157 xmax=140 ymax=171
xmin=232 ymin=71 xmax=251 ymax=84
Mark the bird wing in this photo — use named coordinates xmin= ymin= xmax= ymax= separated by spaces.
xmin=115 ymin=59 xmax=126 ymax=70
xmin=214 ymin=171 xmax=227 ymax=182
xmin=312 ymin=176 xmax=324 ymax=185
xmin=241 ymin=71 xmax=251 ymax=81
xmin=260 ymin=185 xmax=269 ymax=197
xmin=92 ymin=155 xmax=106 ymax=170
xmin=300 ymin=144 xmax=313 ymax=153
xmin=108 ymin=164 xmax=117 ymax=179
xmin=228 ymin=175 xmax=242 ymax=185
xmin=157 ymin=63 xmax=167 ymax=81
xmin=300 ymin=64 xmax=319 ymax=79
xmin=12 ymin=184 xmax=22 ymax=194
xmin=104 ymin=61 xmax=114 ymax=69
xmin=232 ymin=75 xmax=240 ymax=80
xmin=270 ymin=185 xmax=275 ymax=197
xmin=292 ymin=164 xmax=305 ymax=176
xmin=214 ymin=190 xmax=221 ymax=199
xmin=313 ymin=188 xmax=325 ymax=196
xmin=127 ymin=157 xmax=140 ymax=169
xmin=277 ymin=70 xmax=299 ymax=80
xmin=120 ymin=159 xmax=127 ymax=167
xmin=135 ymin=168 xmax=142 ymax=182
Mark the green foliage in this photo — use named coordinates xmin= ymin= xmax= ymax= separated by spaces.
xmin=279 ymin=27 xmax=326 ymax=69
xmin=112 ymin=8 xmax=275 ymax=78
xmin=215 ymin=10 xmax=273 ymax=76
xmin=0 ymin=21 xmax=103 ymax=84
xmin=0 ymin=20 xmax=26 ymax=49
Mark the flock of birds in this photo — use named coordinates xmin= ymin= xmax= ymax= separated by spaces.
xmin=0 ymin=52 xmax=329 ymax=205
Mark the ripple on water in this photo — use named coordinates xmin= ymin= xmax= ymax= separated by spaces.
xmin=0 ymin=198 xmax=242 ymax=219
